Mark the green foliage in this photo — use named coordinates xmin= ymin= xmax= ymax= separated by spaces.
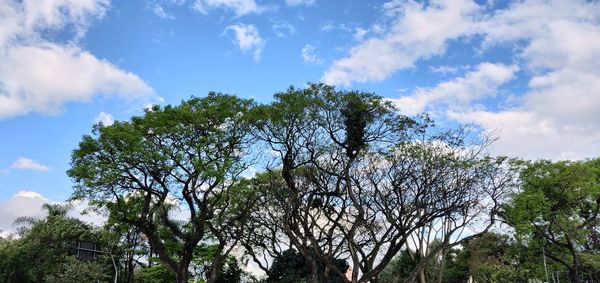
xmin=504 ymin=158 xmax=600 ymax=281
xmin=190 ymin=244 xmax=244 ymax=282
xmin=213 ymin=257 xmax=244 ymax=283
xmin=267 ymin=249 xmax=348 ymax=283
xmin=36 ymin=83 xmax=594 ymax=283
xmin=466 ymin=233 xmax=518 ymax=283
xmin=68 ymin=93 xmax=257 ymax=282
xmin=379 ymin=249 xmax=469 ymax=283
xmin=137 ymin=262 xmax=177 ymax=283
xmin=378 ymin=250 xmax=421 ymax=283
xmin=0 ymin=204 xmax=113 ymax=283
xmin=44 ymin=256 xmax=112 ymax=283
xmin=267 ymin=249 xmax=312 ymax=283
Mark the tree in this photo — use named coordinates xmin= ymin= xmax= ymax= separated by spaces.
xmin=69 ymin=93 xmax=258 ymax=283
xmin=246 ymin=83 xmax=515 ymax=283
xmin=103 ymin=215 xmax=149 ymax=283
xmin=0 ymin=203 xmax=113 ymax=283
xmin=504 ymin=158 xmax=600 ymax=282
xmin=190 ymin=243 xmax=247 ymax=283
xmin=267 ymin=249 xmax=349 ymax=283
xmin=137 ymin=261 xmax=177 ymax=283
xmin=44 ymin=256 xmax=112 ymax=283
xmin=379 ymin=247 xmax=469 ymax=283
xmin=465 ymin=233 xmax=517 ymax=283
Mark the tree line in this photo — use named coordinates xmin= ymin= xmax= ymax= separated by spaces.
xmin=0 ymin=83 xmax=598 ymax=282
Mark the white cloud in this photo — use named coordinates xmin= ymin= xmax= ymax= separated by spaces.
xmin=10 ymin=157 xmax=50 ymax=172
xmin=14 ymin=191 xmax=48 ymax=199
xmin=94 ymin=111 xmax=114 ymax=126
xmin=353 ymin=27 xmax=368 ymax=41
xmin=0 ymin=191 xmax=106 ymax=236
xmin=322 ymin=0 xmax=600 ymax=160
xmin=0 ymin=44 xmax=154 ymax=118
xmin=0 ymin=190 xmax=49 ymax=234
xmin=457 ymin=0 xmax=600 ymax=160
xmin=320 ymin=22 xmax=352 ymax=33
xmin=301 ymin=44 xmax=321 ymax=64
xmin=286 ymin=0 xmax=315 ymax=7
xmin=428 ymin=65 xmax=467 ymax=75
xmin=192 ymin=0 xmax=261 ymax=16
xmin=0 ymin=0 xmax=154 ymax=120
xmin=392 ymin=63 xmax=517 ymax=115
xmin=149 ymin=3 xmax=175 ymax=19
xmin=322 ymin=0 xmax=480 ymax=85
xmin=272 ymin=20 xmax=295 ymax=38
xmin=447 ymin=110 xmax=600 ymax=160
xmin=225 ymin=24 xmax=264 ymax=61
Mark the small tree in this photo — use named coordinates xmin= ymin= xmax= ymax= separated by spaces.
xmin=69 ymin=93 xmax=257 ymax=283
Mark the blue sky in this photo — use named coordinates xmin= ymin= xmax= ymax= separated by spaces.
xmin=1 ymin=0 xmax=600 ymax=231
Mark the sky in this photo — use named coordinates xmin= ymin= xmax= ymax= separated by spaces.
xmin=1 ymin=0 xmax=600 ymax=232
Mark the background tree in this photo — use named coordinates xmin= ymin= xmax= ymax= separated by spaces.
xmin=103 ymin=212 xmax=150 ymax=283
xmin=378 ymin=246 xmax=469 ymax=283
xmin=504 ymin=158 xmax=600 ymax=282
xmin=43 ymin=256 xmax=112 ymax=283
xmin=267 ymin=249 xmax=349 ymax=283
xmin=69 ymin=94 xmax=257 ymax=283
xmin=136 ymin=260 xmax=176 ymax=283
xmin=0 ymin=203 xmax=113 ymax=283
xmin=248 ymin=83 xmax=515 ymax=283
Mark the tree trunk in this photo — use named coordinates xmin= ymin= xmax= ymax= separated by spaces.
xmin=566 ymin=235 xmax=582 ymax=283
xmin=311 ymin=259 xmax=320 ymax=283
xmin=419 ymin=268 xmax=426 ymax=283
xmin=436 ymin=250 xmax=448 ymax=283
xmin=206 ymin=254 xmax=225 ymax=283
xmin=175 ymin=267 xmax=188 ymax=283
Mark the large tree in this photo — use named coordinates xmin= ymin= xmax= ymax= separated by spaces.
xmin=504 ymin=158 xmax=600 ymax=282
xmin=68 ymin=93 xmax=257 ymax=283
xmin=246 ymin=84 xmax=515 ymax=283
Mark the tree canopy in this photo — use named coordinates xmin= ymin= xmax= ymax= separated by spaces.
xmin=1 ymin=83 xmax=582 ymax=283
xmin=68 ymin=93 xmax=258 ymax=283
xmin=504 ymin=158 xmax=600 ymax=282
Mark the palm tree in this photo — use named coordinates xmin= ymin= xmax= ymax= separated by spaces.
xmin=12 ymin=203 xmax=73 ymax=235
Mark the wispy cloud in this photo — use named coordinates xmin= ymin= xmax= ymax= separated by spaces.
xmin=193 ymin=0 xmax=262 ymax=16
xmin=286 ymin=0 xmax=315 ymax=7
xmin=10 ymin=158 xmax=50 ymax=172
xmin=225 ymin=24 xmax=265 ymax=61
xmin=301 ymin=44 xmax=321 ymax=64
xmin=94 ymin=112 xmax=114 ymax=126
xmin=353 ymin=27 xmax=368 ymax=41
xmin=149 ymin=3 xmax=176 ymax=19
xmin=272 ymin=20 xmax=296 ymax=38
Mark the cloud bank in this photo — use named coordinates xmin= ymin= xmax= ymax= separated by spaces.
xmin=324 ymin=0 xmax=600 ymax=160
xmin=0 ymin=0 xmax=154 ymax=120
